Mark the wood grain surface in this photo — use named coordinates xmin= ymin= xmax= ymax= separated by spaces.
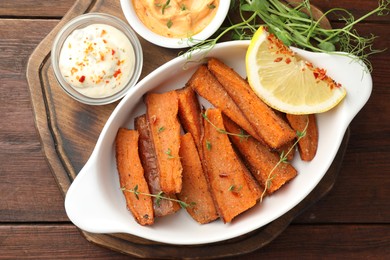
xmin=0 ymin=0 xmax=389 ymax=258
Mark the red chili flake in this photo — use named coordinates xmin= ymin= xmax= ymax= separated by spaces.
xmin=313 ymin=68 xmax=327 ymax=80
xmin=267 ymin=33 xmax=294 ymax=57
xmin=113 ymin=69 xmax=121 ymax=78
xmin=285 ymin=57 xmax=291 ymax=64
xmin=305 ymin=61 xmax=314 ymax=69
xmin=111 ymin=49 xmax=116 ymax=55
xmin=78 ymin=75 xmax=86 ymax=83
xmin=274 ymin=57 xmax=283 ymax=62
xmin=101 ymin=29 xmax=107 ymax=37
xmin=103 ymin=39 xmax=107 ymax=44
xmin=100 ymin=52 xmax=105 ymax=61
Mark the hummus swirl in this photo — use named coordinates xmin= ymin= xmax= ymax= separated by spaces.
xmin=133 ymin=0 xmax=219 ymax=38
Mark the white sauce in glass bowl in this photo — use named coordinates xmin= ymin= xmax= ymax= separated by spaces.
xmin=59 ymin=24 xmax=135 ymax=98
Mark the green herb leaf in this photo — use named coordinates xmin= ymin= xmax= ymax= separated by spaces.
xmin=161 ymin=0 xmax=171 ymax=14
xmin=318 ymin=41 xmax=336 ymax=52
xmin=208 ymin=4 xmax=216 ymax=9
xmin=167 ymin=19 xmax=173 ymax=28
xmin=165 ymin=148 xmax=175 ymax=158
xmin=206 ymin=140 xmax=212 ymax=150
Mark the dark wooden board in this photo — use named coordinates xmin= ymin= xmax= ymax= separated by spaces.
xmin=26 ymin=0 xmax=351 ymax=258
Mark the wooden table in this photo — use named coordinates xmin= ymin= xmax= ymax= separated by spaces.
xmin=1 ymin=0 xmax=389 ymax=258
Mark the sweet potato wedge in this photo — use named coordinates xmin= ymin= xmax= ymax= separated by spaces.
xmin=176 ymin=86 xmax=203 ymax=151
xmin=202 ymin=108 xmax=262 ymax=223
xmin=186 ymin=65 xmax=264 ymax=143
xmin=207 ymin=58 xmax=296 ymax=149
xmin=286 ymin=114 xmax=318 ymax=161
xmin=178 ymin=133 xmax=218 ymax=224
xmin=223 ymin=115 xmax=297 ymax=194
xmin=145 ymin=91 xmax=183 ymax=194
xmin=134 ymin=115 xmax=181 ymax=217
xmin=115 ymin=128 xmax=154 ymax=226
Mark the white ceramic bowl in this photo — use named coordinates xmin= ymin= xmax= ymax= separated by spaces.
xmin=120 ymin=0 xmax=230 ymax=48
xmin=51 ymin=13 xmax=143 ymax=105
xmin=64 ymin=41 xmax=372 ymax=245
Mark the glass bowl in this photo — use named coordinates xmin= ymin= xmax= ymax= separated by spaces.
xmin=51 ymin=13 xmax=143 ymax=105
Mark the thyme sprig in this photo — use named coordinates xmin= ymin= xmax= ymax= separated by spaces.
xmin=202 ymin=113 xmax=250 ymax=139
xmin=183 ymin=0 xmax=389 ymax=71
xmin=259 ymin=116 xmax=309 ymax=202
xmin=121 ymin=185 xmax=195 ymax=209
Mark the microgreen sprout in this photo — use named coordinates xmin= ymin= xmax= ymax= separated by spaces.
xmin=183 ymin=0 xmax=389 ymax=71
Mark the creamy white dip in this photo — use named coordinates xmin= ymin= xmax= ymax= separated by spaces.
xmin=59 ymin=24 xmax=135 ymax=98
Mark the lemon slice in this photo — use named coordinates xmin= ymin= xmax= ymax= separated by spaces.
xmin=246 ymin=27 xmax=346 ymax=114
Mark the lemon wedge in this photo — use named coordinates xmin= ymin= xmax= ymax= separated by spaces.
xmin=246 ymin=26 xmax=347 ymax=115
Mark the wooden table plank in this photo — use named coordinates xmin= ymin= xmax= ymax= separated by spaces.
xmin=0 ymin=224 xmax=388 ymax=259
xmin=0 ymin=0 xmax=388 ymax=22
xmin=0 ymin=19 xmax=67 ymax=222
xmin=0 ymin=0 xmax=74 ymax=17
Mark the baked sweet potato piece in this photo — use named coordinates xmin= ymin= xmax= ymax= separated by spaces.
xmin=115 ymin=128 xmax=154 ymax=226
xmin=223 ymin=116 xmax=297 ymax=194
xmin=202 ymin=108 xmax=262 ymax=223
xmin=207 ymin=58 xmax=296 ymax=149
xmin=134 ymin=115 xmax=181 ymax=217
xmin=145 ymin=91 xmax=183 ymax=194
xmin=176 ymin=86 xmax=203 ymax=151
xmin=186 ymin=65 xmax=264 ymax=143
xmin=286 ymin=114 xmax=318 ymax=161
xmin=178 ymin=133 xmax=218 ymax=224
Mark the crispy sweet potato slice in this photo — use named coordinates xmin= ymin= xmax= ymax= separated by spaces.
xmin=202 ymin=108 xmax=262 ymax=223
xmin=178 ymin=133 xmax=218 ymax=224
xmin=207 ymin=58 xmax=296 ymax=149
xmin=134 ymin=115 xmax=181 ymax=217
xmin=223 ymin=115 xmax=298 ymax=194
xmin=286 ymin=114 xmax=318 ymax=161
xmin=186 ymin=65 xmax=264 ymax=143
xmin=145 ymin=91 xmax=183 ymax=194
xmin=115 ymin=128 xmax=154 ymax=226
xmin=176 ymin=86 xmax=203 ymax=151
